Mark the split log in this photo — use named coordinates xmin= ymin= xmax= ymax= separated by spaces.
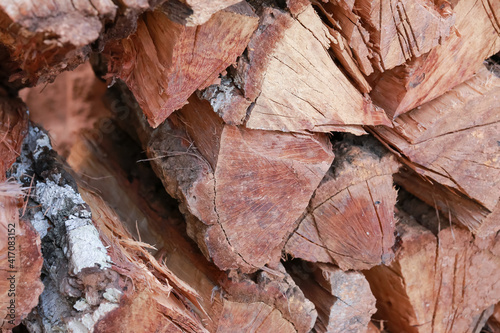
xmin=364 ymin=201 xmax=500 ymax=333
xmin=66 ymin=122 xmax=317 ymax=332
xmin=199 ymin=4 xmax=391 ymax=134
xmin=0 ymin=0 xmax=241 ymax=89
xmin=289 ymin=261 xmax=377 ymax=333
xmin=103 ymin=2 xmax=258 ymax=127
xmin=368 ymin=0 xmax=500 ymax=118
xmin=285 ymin=134 xmax=400 ymax=270
xmin=370 ymin=64 xmax=500 ymax=236
xmin=108 ymin=85 xmax=335 ymax=273
xmin=0 ymin=93 xmax=43 ymax=331
xmin=217 ymin=265 xmax=317 ymax=333
xmin=314 ymin=0 xmax=455 ymax=75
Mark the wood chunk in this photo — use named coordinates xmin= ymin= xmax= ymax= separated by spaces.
xmin=369 ymin=0 xmax=500 ymax=118
xmin=371 ymin=65 xmax=500 ymax=235
xmin=290 ymin=262 xmax=377 ymax=333
xmin=286 ymin=135 xmax=400 ymax=270
xmin=315 ymin=0 xmax=454 ymax=75
xmin=109 ymin=85 xmax=334 ymax=273
xmin=77 ymin=190 xmax=208 ymax=333
xmin=67 ymin=125 xmax=317 ymax=333
xmin=0 ymin=0 xmax=126 ymax=86
xmin=200 ymin=5 xmax=391 ymax=133
xmin=219 ymin=264 xmax=317 ymax=333
xmin=104 ymin=2 xmax=258 ymax=128
xmin=365 ymin=210 xmax=500 ymax=333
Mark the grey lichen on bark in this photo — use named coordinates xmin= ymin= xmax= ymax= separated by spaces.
xmin=9 ymin=125 xmax=121 ymax=332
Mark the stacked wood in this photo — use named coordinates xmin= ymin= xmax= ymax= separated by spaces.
xmin=0 ymin=94 xmax=43 ymax=331
xmin=0 ymin=0 xmax=240 ymax=89
xmin=314 ymin=0 xmax=455 ymax=75
xmin=370 ymin=63 xmax=500 ymax=236
xmin=109 ymin=87 xmax=334 ymax=273
xmin=315 ymin=0 xmax=500 ymax=118
xmin=66 ymin=122 xmax=317 ymax=332
xmin=2 ymin=0 xmax=500 ymax=330
xmin=7 ymin=123 xmax=211 ymax=332
xmin=198 ymin=4 xmax=391 ymax=134
xmin=103 ymin=2 xmax=258 ymax=127
xmin=365 ymin=195 xmax=500 ymax=333
xmin=285 ymin=134 xmax=400 ymax=270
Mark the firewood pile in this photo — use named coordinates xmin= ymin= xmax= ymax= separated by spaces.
xmin=0 ymin=0 xmax=499 ymax=332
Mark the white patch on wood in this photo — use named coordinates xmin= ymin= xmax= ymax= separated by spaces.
xmin=31 ymin=126 xmax=52 ymax=159
xmin=32 ymin=211 xmax=50 ymax=239
xmin=103 ymin=288 xmax=122 ymax=303
xmin=36 ymin=180 xmax=111 ymax=274
xmin=74 ymin=299 xmax=91 ymax=312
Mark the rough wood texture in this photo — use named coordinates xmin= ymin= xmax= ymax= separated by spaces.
xmin=286 ymin=135 xmax=400 ymax=270
xmin=369 ymin=0 xmax=500 ymax=118
xmin=199 ymin=5 xmax=391 ymax=134
xmin=0 ymin=0 xmax=130 ymax=87
xmin=315 ymin=0 xmax=455 ymax=76
xmin=0 ymin=92 xmax=27 ymax=180
xmin=290 ymin=262 xmax=377 ymax=333
xmin=67 ymin=124 xmax=317 ymax=333
xmin=0 ymin=95 xmax=42 ymax=331
xmin=104 ymin=2 xmax=258 ymax=127
xmin=19 ymin=62 xmax=110 ymax=157
xmin=218 ymin=265 xmax=317 ymax=333
xmin=371 ymin=64 xmax=500 ymax=236
xmin=77 ymin=189 xmax=208 ymax=333
xmin=153 ymin=95 xmax=333 ymax=272
xmin=0 ymin=189 xmax=44 ymax=331
xmin=0 ymin=0 xmax=242 ymax=89
xmin=162 ymin=0 xmax=242 ymax=26
xmin=365 ymin=207 xmax=500 ymax=333
xmin=107 ymin=84 xmax=334 ymax=273
xmin=9 ymin=124 xmax=209 ymax=333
